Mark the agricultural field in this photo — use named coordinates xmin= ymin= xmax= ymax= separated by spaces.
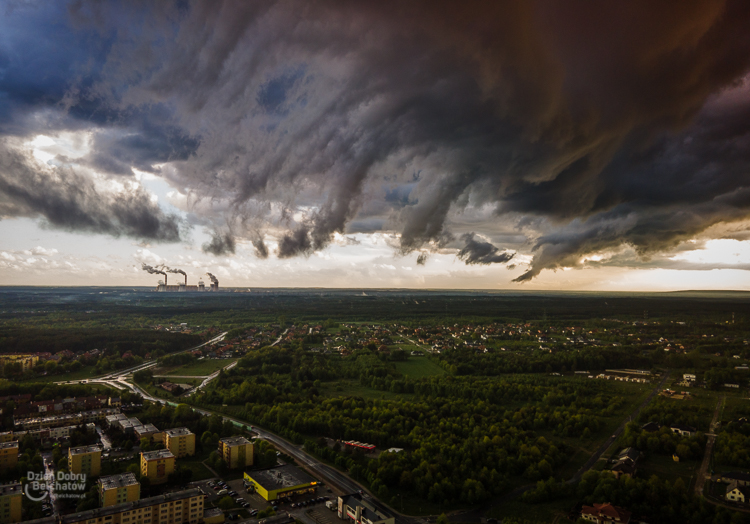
xmin=393 ymin=356 xmax=446 ymax=378
xmin=156 ymin=358 xmax=236 ymax=377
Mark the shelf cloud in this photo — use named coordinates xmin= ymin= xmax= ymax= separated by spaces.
xmin=2 ymin=1 xmax=750 ymax=281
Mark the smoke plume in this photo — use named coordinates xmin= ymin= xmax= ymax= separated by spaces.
xmin=206 ymin=272 xmax=219 ymax=286
xmin=141 ymin=263 xmax=167 ymax=281
xmin=161 ymin=266 xmax=186 ymax=277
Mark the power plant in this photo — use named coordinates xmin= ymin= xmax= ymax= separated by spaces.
xmin=142 ymin=264 xmax=220 ymax=292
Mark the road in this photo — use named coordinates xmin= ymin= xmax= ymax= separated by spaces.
xmin=271 ymin=328 xmax=289 ymax=347
xmin=184 ymin=361 xmax=238 ymax=397
xmin=696 ymin=396 xmax=724 ymax=497
xmin=41 ymin=452 xmax=58 ymax=516
xmin=567 ymin=371 xmax=671 ymax=483
xmin=109 ymin=365 xmax=413 ymax=524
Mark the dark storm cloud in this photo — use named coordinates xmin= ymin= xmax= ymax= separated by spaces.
xmin=277 ymin=226 xmax=312 ymax=259
xmin=251 ymin=234 xmax=269 ymax=259
xmin=4 ymin=1 xmax=750 ymax=279
xmin=84 ymin=121 xmax=200 ymax=176
xmin=202 ymin=231 xmax=236 ymax=256
xmin=514 ymin=91 xmax=750 ymax=281
xmin=416 ymin=252 xmax=428 ymax=266
xmin=0 ymin=142 xmax=185 ymax=241
xmin=457 ymin=233 xmax=515 ymax=266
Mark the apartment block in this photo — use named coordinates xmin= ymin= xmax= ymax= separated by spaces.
xmin=68 ymin=445 xmax=102 ymax=478
xmin=0 ymin=442 xmax=18 ymax=473
xmin=218 ymin=436 xmax=254 ymax=469
xmin=61 ymin=488 xmax=204 ymax=524
xmin=164 ymin=428 xmax=195 ymax=458
xmin=0 ymin=483 xmax=22 ymax=524
xmin=140 ymin=450 xmax=175 ymax=485
xmin=99 ymin=473 xmax=141 ymax=507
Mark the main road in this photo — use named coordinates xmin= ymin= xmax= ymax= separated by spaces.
xmin=81 ymin=346 xmax=413 ymax=524
xmin=61 ymin=331 xmax=229 ymax=389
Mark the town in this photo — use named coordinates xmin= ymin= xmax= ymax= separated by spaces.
xmin=0 ymin=288 xmax=749 ymax=524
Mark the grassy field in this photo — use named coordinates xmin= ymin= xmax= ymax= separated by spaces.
xmin=637 ymin=453 xmax=700 ymax=486
xmin=393 ymin=357 xmax=445 ymax=378
xmin=18 ymin=366 xmax=97 ymax=383
xmin=178 ymin=449 xmax=217 ymax=481
xmin=158 ymin=358 xmax=236 ymax=377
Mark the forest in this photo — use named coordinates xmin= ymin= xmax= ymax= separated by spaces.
xmin=189 ymin=346 xmax=638 ymax=506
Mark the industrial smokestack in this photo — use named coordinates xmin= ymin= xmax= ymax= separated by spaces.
xmin=206 ymin=272 xmax=219 ymax=290
xmin=161 ymin=266 xmax=187 ymax=285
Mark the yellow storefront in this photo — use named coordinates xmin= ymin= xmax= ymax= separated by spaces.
xmin=243 ymin=465 xmax=318 ymax=501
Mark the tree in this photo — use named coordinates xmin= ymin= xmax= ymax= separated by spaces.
xmin=126 ymin=464 xmax=141 ymax=479
xmin=217 ymin=496 xmax=235 ymax=510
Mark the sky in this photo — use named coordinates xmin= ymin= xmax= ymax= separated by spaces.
xmin=2 ymin=1 xmax=750 ymax=290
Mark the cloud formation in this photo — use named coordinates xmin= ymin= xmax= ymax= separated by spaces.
xmin=202 ymin=231 xmax=236 ymax=256
xmin=2 ymin=1 xmax=750 ymax=282
xmin=0 ymin=141 xmax=185 ymax=242
xmin=458 ymin=233 xmax=515 ymax=266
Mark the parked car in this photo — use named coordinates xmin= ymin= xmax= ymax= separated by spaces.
xmin=217 ymin=489 xmax=228 ymax=496
xmin=228 ymin=491 xmax=237 ymax=497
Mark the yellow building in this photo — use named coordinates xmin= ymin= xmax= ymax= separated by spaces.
xmin=244 ymin=465 xmax=318 ymax=501
xmin=0 ymin=442 xmax=18 ymax=473
xmin=218 ymin=436 xmax=254 ymax=469
xmin=68 ymin=446 xmax=102 ymax=478
xmin=98 ymin=473 xmax=140 ymax=507
xmin=61 ymin=488 xmax=204 ymax=524
xmin=140 ymin=450 xmax=175 ymax=485
xmin=0 ymin=354 xmax=38 ymax=372
xmin=0 ymin=433 xmax=13 ymax=444
xmin=164 ymin=428 xmax=195 ymax=458
xmin=0 ymin=483 xmax=23 ymax=524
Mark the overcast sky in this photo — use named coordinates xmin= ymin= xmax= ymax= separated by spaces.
xmin=2 ymin=1 xmax=750 ymax=290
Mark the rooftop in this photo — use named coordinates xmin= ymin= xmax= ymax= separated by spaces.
xmin=141 ymin=449 xmax=174 ymax=461
xmin=220 ymin=436 xmax=251 ymax=446
xmin=164 ymin=427 xmax=193 ymax=437
xmin=0 ymin=483 xmax=22 ymax=497
xmin=69 ymin=445 xmax=102 ymax=455
xmin=60 ymin=488 xmax=201 ymax=524
xmin=246 ymin=465 xmax=316 ymax=491
xmin=99 ymin=473 xmax=139 ymax=490
xmin=0 ymin=441 xmax=18 ymax=450
xmin=340 ymin=494 xmax=394 ymax=523
xmin=204 ymin=509 xmax=223 ymax=518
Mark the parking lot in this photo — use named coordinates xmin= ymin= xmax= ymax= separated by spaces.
xmin=306 ymin=508 xmax=339 ymax=524
xmin=191 ymin=475 xmax=340 ymax=524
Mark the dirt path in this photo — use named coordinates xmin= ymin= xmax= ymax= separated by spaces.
xmin=696 ymin=396 xmax=724 ymax=497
